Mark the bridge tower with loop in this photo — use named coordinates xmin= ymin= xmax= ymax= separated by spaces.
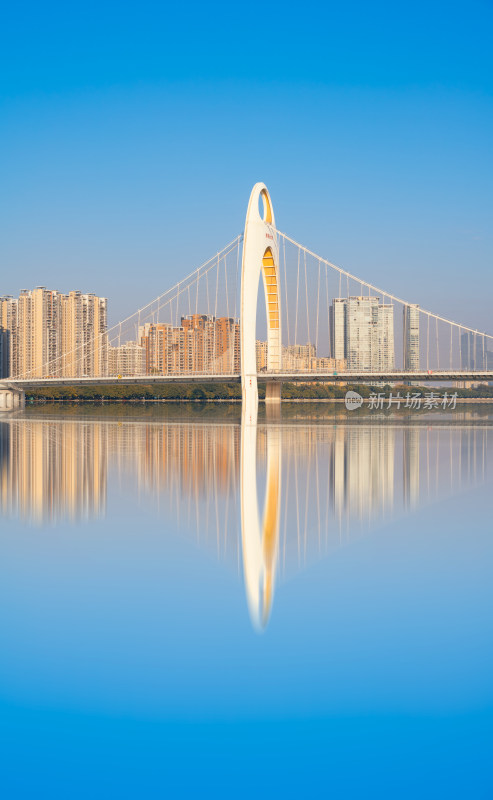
xmin=240 ymin=182 xmax=282 ymax=421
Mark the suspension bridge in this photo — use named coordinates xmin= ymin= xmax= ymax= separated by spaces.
xmin=1 ymin=182 xmax=493 ymax=414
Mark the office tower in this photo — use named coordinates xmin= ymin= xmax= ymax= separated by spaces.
xmin=346 ymin=296 xmax=376 ymax=370
xmin=376 ymin=303 xmax=395 ymax=371
xmin=403 ymin=304 xmax=420 ymax=371
xmin=329 ymin=298 xmax=346 ymax=361
xmin=108 ymin=342 xmax=145 ymax=376
xmin=138 ymin=315 xmax=240 ymax=376
xmin=330 ymin=297 xmax=395 ymax=371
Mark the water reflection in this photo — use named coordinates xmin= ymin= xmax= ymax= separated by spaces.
xmin=241 ymin=415 xmax=281 ymax=630
xmin=0 ymin=408 xmax=492 ymax=628
xmin=0 ymin=420 xmax=108 ymax=522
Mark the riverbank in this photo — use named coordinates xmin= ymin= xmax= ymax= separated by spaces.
xmin=25 ymin=396 xmax=493 ymax=405
xmin=24 ymin=381 xmax=493 ymax=403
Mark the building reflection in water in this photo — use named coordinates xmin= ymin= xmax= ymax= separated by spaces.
xmin=0 ymin=420 xmax=107 ymax=523
xmin=0 ymin=412 xmax=492 ymax=627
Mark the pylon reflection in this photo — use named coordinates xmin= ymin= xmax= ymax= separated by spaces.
xmin=240 ymin=408 xmax=282 ymax=631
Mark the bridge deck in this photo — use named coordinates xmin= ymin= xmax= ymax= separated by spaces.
xmin=6 ymin=371 xmax=493 ymax=388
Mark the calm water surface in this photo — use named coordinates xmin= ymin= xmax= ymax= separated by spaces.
xmin=0 ymin=403 xmax=492 ymax=797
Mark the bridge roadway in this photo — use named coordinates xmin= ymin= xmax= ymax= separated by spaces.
xmin=8 ymin=370 xmax=493 ymax=388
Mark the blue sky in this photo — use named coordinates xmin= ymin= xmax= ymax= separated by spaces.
xmin=1 ymin=0 xmax=492 ymax=329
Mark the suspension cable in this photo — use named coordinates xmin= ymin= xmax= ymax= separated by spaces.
xmin=276 ymin=229 xmax=493 ymax=341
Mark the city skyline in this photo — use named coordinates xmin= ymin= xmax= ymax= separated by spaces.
xmin=3 ymin=276 xmax=493 ymax=381
xmin=1 ymin=171 xmax=491 ymax=388
xmin=1 ymin=281 xmax=424 ymax=378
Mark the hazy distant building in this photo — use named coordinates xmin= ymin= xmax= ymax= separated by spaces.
xmin=108 ymin=342 xmax=145 ymax=377
xmin=461 ymin=331 xmax=493 ymax=371
xmin=283 ymin=343 xmax=316 ymax=371
xmin=310 ymin=356 xmax=347 ymax=372
xmin=403 ymin=304 xmax=420 ymax=371
xmin=329 ymin=298 xmax=346 ymax=362
xmin=256 ymin=340 xmax=345 ymax=373
xmin=330 ymin=297 xmax=395 ymax=371
xmin=256 ymin=340 xmax=268 ymax=371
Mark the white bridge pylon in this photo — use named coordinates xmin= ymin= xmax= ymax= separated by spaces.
xmin=240 ymin=183 xmax=282 ymax=422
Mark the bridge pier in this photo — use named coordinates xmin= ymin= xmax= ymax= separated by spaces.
xmin=242 ymin=375 xmax=259 ymax=425
xmin=264 ymin=381 xmax=281 ymax=405
xmin=0 ymin=383 xmax=25 ymax=412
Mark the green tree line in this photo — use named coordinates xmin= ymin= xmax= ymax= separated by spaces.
xmin=25 ymin=381 xmax=493 ymax=403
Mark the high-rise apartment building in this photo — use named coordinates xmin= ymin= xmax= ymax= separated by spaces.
xmin=0 ymin=297 xmax=18 ymax=378
xmin=0 ymin=326 xmax=5 ymax=379
xmin=138 ymin=315 xmax=240 ymax=376
xmin=0 ymin=288 xmax=107 ymax=378
xmin=108 ymin=342 xmax=145 ymax=376
xmin=283 ymin=343 xmax=316 ymax=371
xmin=60 ymin=292 xmax=107 ymax=377
xmin=403 ymin=304 xmax=420 ymax=371
xmin=256 ymin=340 xmax=268 ymax=371
xmin=21 ymin=287 xmax=61 ymax=378
xmin=330 ymin=297 xmax=395 ymax=371
xmin=257 ymin=339 xmax=346 ymax=373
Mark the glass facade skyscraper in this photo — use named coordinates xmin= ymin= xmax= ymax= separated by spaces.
xmin=330 ymin=296 xmax=395 ymax=371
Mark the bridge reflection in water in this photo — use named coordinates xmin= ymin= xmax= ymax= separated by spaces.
xmin=0 ymin=409 xmax=491 ymax=629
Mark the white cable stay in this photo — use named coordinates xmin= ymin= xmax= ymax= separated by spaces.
xmin=11 ymin=226 xmax=493 ymax=382
xmin=113 ymin=234 xmax=243 ymax=334
xmin=13 ymin=235 xmax=243 ymax=380
xmin=276 ymin=229 xmax=493 ymax=341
